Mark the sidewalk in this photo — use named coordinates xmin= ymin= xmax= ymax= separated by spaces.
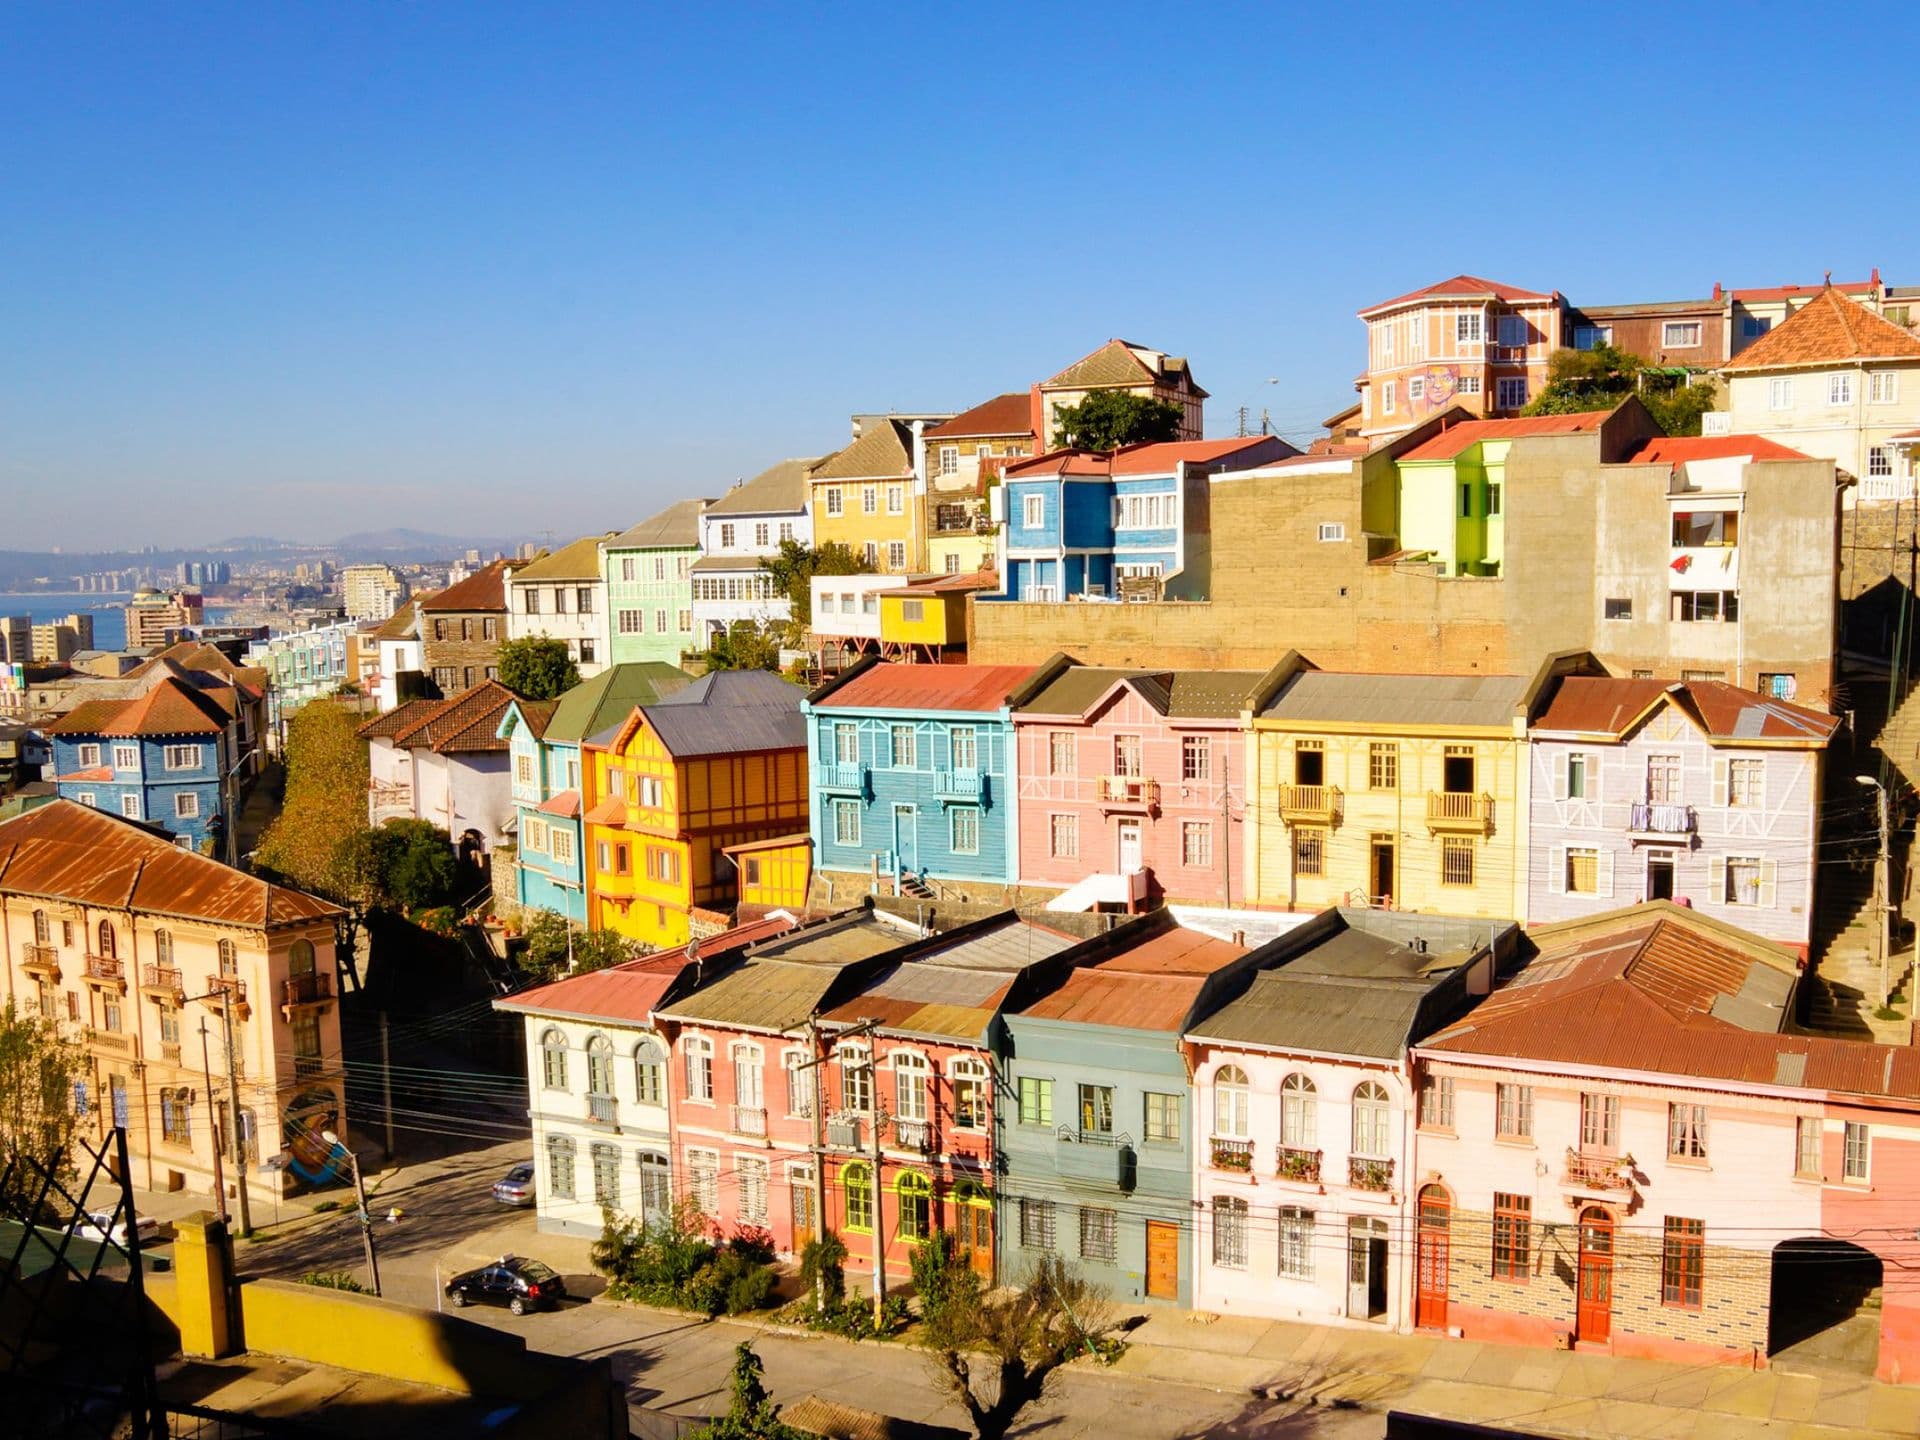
xmin=1107 ymin=1309 xmax=1920 ymax=1438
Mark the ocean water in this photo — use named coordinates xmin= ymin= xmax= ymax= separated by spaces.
xmin=0 ymin=593 xmax=236 ymax=654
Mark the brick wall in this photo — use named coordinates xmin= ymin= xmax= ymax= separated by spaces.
xmin=421 ymin=610 xmax=504 ymax=692
xmin=1841 ymin=502 xmax=1919 ymax=601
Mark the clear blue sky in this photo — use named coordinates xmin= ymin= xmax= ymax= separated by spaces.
xmin=5 ymin=2 xmax=1916 ymax=551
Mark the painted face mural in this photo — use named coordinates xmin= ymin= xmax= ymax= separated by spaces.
xmin=1422 ymin=367 xmax=1460 ymax=411
xmin=282 ymin=1087 xmax=350 ymax=1189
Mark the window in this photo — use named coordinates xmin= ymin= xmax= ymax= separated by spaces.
xmin=1796 ymin=1117 xmax=1823 ymax=1179
xmin=1113 ymin=493 xmax=1176 ymax=529
xmin=1459 ymin=482 xmax=1474 ymax=520
xmin=1768 ymin=377 xmax=1794 ymax=410
xmin=831 ymin=722 xmax=859 ymax=766
xmin=952 ymin=1057 xmax=988 ymax=1129
xmin=1564 ymin=847 xmax=1600 ymax=895
xmin=617 ymin=608 xmax=644 ymax=634
xmin=160 ymin=1088 xmax=194 ymax=1146
xmin=887 ymin=541 xmax=906 ymax=571
xmin=638 ymin=1151 xmax=672 ymax=1222
xmin=1844 ymin=1121 xmax=1870 ymax=1181
xmin=1362 ymin=742 xmax=1398 ymax=792
xmin=1828 ymin=372 xmax=1855 ymax=406
xmin=1662 ymin=1218 xmax=1704 ymax=1308
xmin=1573 ymin=325 xmax=1611 ymax=350
xmin=718 ymin=523 xmax=736 ymax=549
xmin=1079 ymin=1083 xmax=1115 ymax=1135
xmin=886 ymin=484 xmax=905 ymax=516
xmin=1493 ymin=1193 xmax=1531 ymax=1280
xmin=950 ymin=726 xmax=977 ymax=771
xmin=1352 ymin=1081 xmax=1390 ymax=1158
xmin=1668 ymin=1103 xmax=1709 ymax=1162
xmin=1409 ymin=376 xmax=1425 ymax=403
xmin=1457 ymin=375 xmax=1482 ymax=395
xmin=938 ymin=446 xmax=958 ymax=476
xmin=1497 ymin=314 xmax=1529 ymax=348
xmin=840 ymin=1160 xmax=872 ymax=1231
xmin=1278 ymin=1208 xmax=1314 ymax=1278
xmin=825 ymin=486 xmax=843 ymax=516
xmin=861 ymin=592 xmax=877 ymax=614
xmin=174 ymin=793 xmax=200 ymax=819
xmin=1048 ymin=732 xmax=1075 ymax=776
xmin=112 ymin=743 xmax=139 ymax=771
xmin=1280 ymin=1073 xmax=1317 ymax=1148
xmin=1020 ymin=1197 xmax=1055 ymax=1250
xmin=950 ymin=807 xmax=980 ymax=855
xmin=944 ymin=554 xmax=961 ymax=574
xmin=1656 ymin=321 xmax=1701 ymax=349
xmin=1868 ymin=446 xmax=1894 ymax=478
xmin=1727 ymin=758 xmax=1764 ymax=808
xmin=1673 ymin=590 xmax=1739 ymax=622
xmin=120 ymin=795 xmax=141 ymax=819
xmin=1021 ymin=493 xmax=1045 ymax=529
xmin=733 ymin=1043 xmax=764 ymax=1110
xmin=163 ymin=745 xmax=199 ymax=771
xmin=1049 ymin=813 xmax=1077 ymax=859
xmin=685 ymin=1036 xmax=714 ymax=1102
xmin=1317 ymin=522 xmax=1346 ymax=543
xmin=832 ymin=799 xmax=860 ymax=845
xmin=654 ymin=609 xmax=667 ymax=633
xmin=619 ymin=556 xmax=636 ymax=582
xmin=1017 ymin=1075 xmax=1053 ymax=1126
xmin=634 ymin=1040 xmax=665 ymax=1106
xmin=591 ymin=1143 xmax=620 ymax=1207
xmin=1182 ymin=735 xmax=1211 ymax=781
xmin=893 ymin=1051 xmax=929 ymax=1122
xmin=578 ymin=587 xmax=595 ymax=613
xmin=541 ymin=1029 xmax=568 ymax=1089
xmin=1143 ymin=1090 xmax=1181 ymax=1144
xmin=547 ymin=1135 xmax=575 ymax=1199
xmin=1495 ymin=377 xmax=1528 ymax=410
xmin=523 ymin=589 xmax=542 ymax=615
xmin=1182 ymin=822 xmax=1213 ymax=869
xmin=861 ymin=486 xmax=878 ymax=515
xmin=890 ymin=724 xmax=916 ymax=768
xmin=549 ymin=830 xmax=574 ymax=864
xmin=1457 ymin=311 xmax=1483 ymax=344
xmin=1079 ymin=1206 xmax=1117 ymax=1262
xmin=1579 ymin=1092 xmax=1620 ymax=1152
xmin=74 ymin=793 xmax=96 ymax=809
xmin=1209 ymin=1065 xmax=1250 ymax=1139
xmin=1496 ymin=1083 xmax=1533 ymax=1141
xmin=32 ymin=910 xmax=48 ymax=945
xmin=1440 ymin=836 xmax=1475 ymax=887
xmin=1870 ymin=371 xmax=1900 ymax=404
xmin=159 ymin=1004 xmax=180 ymax=1046
xmin=689 ymin=1151 xmax=720 ymax=1216
xmin=839 ymin=1045 xmax=872 ymax=1112
xmin=1381 ymin=381 xmax=1395 ymax=416
xmin=896 ymin=1171 xmax=931 ymax=1240
xmin=1600 ymin=595 xmax=1633 ymax=622
xmin=1722 ymin=855 xmax=1770 ymax=906
xmin=1212 ymin=1196 xmax=1249 ymax=1269
xmin=1418 ymin=1075 xmax=1454 ymax=1130
xmin=739 ymin=1156 xmax=769 ymax=1226
xmin=1741 ymin=314 xmax=1772 ymax=339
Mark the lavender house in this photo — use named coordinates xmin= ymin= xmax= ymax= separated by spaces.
xmin=1525 ymin=677 xmax=1836 ymax=952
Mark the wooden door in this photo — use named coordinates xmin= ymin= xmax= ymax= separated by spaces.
xmin=962 ymin=1204 xmax=993 ymax=1278
xmin=791 ymin=1176 xmax=816 ymax=1253
xmin=1576 ymin=1207 xmax=1613 ymax=1344
xmin=1145 ymin=1220 xmax=1179 ymax=1300
xmin=1415 ymin=1187 xmax=1450 ymax=1329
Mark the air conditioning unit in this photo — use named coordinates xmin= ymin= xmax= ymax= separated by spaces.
xmin=827 ymin=1115 xmax=864 ymax=1149
xmin=1701 ymin=412 xmax=1733 ymax=436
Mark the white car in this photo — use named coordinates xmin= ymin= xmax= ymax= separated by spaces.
xmin=76 ymin=1210 xmax=163 ymax=1247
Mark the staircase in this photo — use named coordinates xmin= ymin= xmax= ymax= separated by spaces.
xmin=1803 ymin=864 xmax=1898 ymax=1040
xmin=897 ymin=871 xmax=935 ymax=901
xmin=1874 ymin=679 xmax=1920 ymax=793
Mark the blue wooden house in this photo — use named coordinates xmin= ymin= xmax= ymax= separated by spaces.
xmin=803 ymin=659 xmax=1053 ymax=891
xmin=45 ymin=676 xmax=237 ymax=849
xmin=500 ymin=662 xmax=691 ymax=923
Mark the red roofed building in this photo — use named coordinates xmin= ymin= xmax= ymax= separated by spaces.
xmin=1412 ymin=902 xmax=1920 ymax=1382
xmin=418 ymin=559 xmax=510 ymax=697
xmin=357 ymin=680 xmax=523 ymax=866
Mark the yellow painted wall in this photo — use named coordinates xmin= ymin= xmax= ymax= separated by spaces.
xmin=809 ymin=480 xmax=925 ymax=573
xmin=736 ymin=839 xmax=812 ymax=911
xmin=880 ymin=591 xmax=965 ymax=646
xmin=1244 ymin=721 xmax=1530 ymax=921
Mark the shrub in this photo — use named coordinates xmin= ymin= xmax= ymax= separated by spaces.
xmin=799 ymin=1233 xmax=847 ymax=1307
xmin=593 ymin=1202 xmax=778 ymax=1315
xmin=297 ymin=1270 xmax=366 ymax=1292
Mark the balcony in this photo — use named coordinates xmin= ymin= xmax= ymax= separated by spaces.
xmin=160 ymin=1041 xmax=183 ymax=1065
xmin=1861 ymin=475 xmax=1918 ymax=504
xmin=282 ymin=971 xmax=334 ymax=1018
xmin=586 ymin=1093 xmax=618 ymax=1127
xmin=1209 ymin=1137 xmax=1254 ymax=1172
xmin=86 ymin=1028 xmax=133 ymax=1055
xmin=891 ymin=1117 xmax=934 ymax=1155
xmin=1275 ymin=1146 xmax=1323 ymax=1184
xmin=1488 ymin=343 xmax=1528 ymax=364
xmin=819 ymin=763 xmax=869 ymax=795
xmin=141 ymin=964 xmax=184 ymax=999
xmin=22 ymin=944 xmax=60 ymax=979
xmin=933 ymin=770 xmax=985 ymax=803
xmin=293 ymin=1053 xmax=328 ymax=1081
xmin=1628 ymin=804 xmax=1695 ymax=842
xmin=1278 ymin=784 xmax=1342 ymax=826
xmin=84 ymin=953 xmax=127 ymax=991
xmin=1562 ymin=1147 xmax=1636 ymax=1194
xmin=1426 ymin=791 xmax=1494 ymax=834
xmin=368 ymin=780 xmax=413 ymax=823
xmin=203 ymin=976 xmax=249 ymax=1017
xmin=1054 ymin=1128 xmax=1135 ymax=1188
xmin=1096 ymin=776 xmax=1159 ymax=812
xmin=732 ymin=1104 xmax=768 ymax=1137
xmin=1348 ymin=1155 xmax=1395 ymax=1193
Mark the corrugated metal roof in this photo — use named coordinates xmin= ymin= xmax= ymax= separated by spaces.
xmin=543 ymin=664 xmax=693 ymax=744
xmin=496 ymin=915 xmax=797 ymax=1024
xmin=1259 ymin=671 xmax=1530 ymax=728
xmin=704 ymin=457 xmax=819 ymax=516
xmin=1192 ymin=973 xmax=1431 ymax=1060
xmin=1396 ymin=412 xmax=1609 ymax=462
xmin=508 ymin=533 xmax=617 ymax=582
xmin=808 ymin=421 xmax=912 ymax=481
xmin=817 ymin=917 xmax=1078 ymax=1041
xmin=658 ymin=914 xmax=920 ymax=1031
xmin=1014 ymin=666 xmax=1264 ymax=720
xmin=1015 ymin=926 xmax=1249 ymax=1031
xmin=641 ymin=670 xmax=805 ymax=758
xmin=1535 ymin=676 xmax=1838 ymax=744
xmin=607 ymin=498 xmax=711 ymax=550
xmin=814 ymin=662 xmax=1036 ymax=714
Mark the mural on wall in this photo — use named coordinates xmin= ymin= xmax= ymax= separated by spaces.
xmin=282 ymin=1086 xmax=350 ymax=1189
xmin=1419 ymin=366 xmax=1463 ymax=414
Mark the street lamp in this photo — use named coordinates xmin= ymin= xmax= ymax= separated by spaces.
xmin=1856 ymin=776 xmax=1893 ymax=1006
xmin=183 ymin=986 xmax=253 ymax=1239
xmin=322 ymin=1129 xmax=381 ymax=1297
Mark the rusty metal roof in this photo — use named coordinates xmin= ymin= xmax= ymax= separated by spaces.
xmin=656 ymin=912 xmax=924 ymax=1032
xmin=1535 ymin=676 xmax=1838 ymax=745
xmin=1014 ymin=666 xmax=1265 ymax=721
xmin=0 ymin=800 xmax=341 ymax=930
xmin=812 ymin=662 xmax=1038 ymax=715
xmin=1014 ymin=924 xmax=1250 ymax=1032
xmin=495 ymin=915 xmax=798 ymax=1026
xmin=818 ymin=916 xmax=1079 ymax=1042
xmin=1258 ymin=670 xmax=1531 ymax=729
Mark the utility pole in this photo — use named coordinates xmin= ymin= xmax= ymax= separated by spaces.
xmin=1235 ymin=405 xmax=1249 ymax=438
xmin=329 ymin=1132 xmax=382 ymax=1296
xmin=220 ymin=1002 xmax=253 ymax=1238
xmin=198 ymin=1020 xmax=228 ymax=1224
xmin=807 ymin=1018 xmax=828 ymax=1315
xmin=379 ymin=1011 xmax=396 ymax=1161
xmin=869 ymin=1084 xmax=887 ymax=1329
xmin=1859 ymin=775 xmax=1894 ymax=1004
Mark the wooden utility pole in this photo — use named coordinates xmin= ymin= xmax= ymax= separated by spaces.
xmin=219 ymin=1002 xmax=253 ymax=1237
xmin=198 ymin=1020 xmax=228 ymax=1224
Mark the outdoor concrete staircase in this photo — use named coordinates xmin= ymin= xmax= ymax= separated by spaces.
xmin=1804 ymin=865 xmax=1901 ymax=1040
xmin=1876 ymin=679 xmax=1920 ymax=794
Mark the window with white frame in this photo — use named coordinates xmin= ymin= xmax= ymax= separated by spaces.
xmin=832 ymin=798 xmax=860 ymax=845
xmin=732 ymin=1043 xmax=764 ymax=1110
xmin=784 ymin=1050 xmax=814 ymax=1117
xmin=1496 ymin=1082 xmax=1533 ymax=1140
xmin=1869 ymin=447 xmax=1894 ymax=477
xmin=1278 ymin=1208 xmax=1315 ymax=1278
xmin=1844 ymin=1121 xmax=1870 ymax=1181
xmin=1722 ymin=855 xmax=1769 ymax=906
xmin=839 ymin=1045 xmax=872 ymax=1112
xmin=1022 ymin=493 xmax=1045 ymax=529
xmin=120 ymin=795 xmax=141 ymax=819
xmin=1408 ymin=375 xmax=1425 ymax=403
xmin=1281 ymin=1073 xmax=1317 ymax=1148
xmin=1668 ymin=1102 xmax=1709 ymax=1162
xmin=951 ymin=1057 xmax=988 ymax=1129
xmin=638 ymin=1150 xmax=671 ymax=1221
xmin=893 ymin=1051 xmax=929 ymax=1122
xmin=886 ymin=541 xmax=906 ymax=570
xmin=617 ymin=609 xmax=644 ymax=634
xmin=1579 ymin=1091 xmax=1620 ymax=1151
xmin=825 ymin=487 xmax=843 ymax=516
xmin=1795 ymin=1116 xmax=1822 ymax=1178
xmin=1870 ymin=371 xmax=1900 ymax=404
xmin=1727 ymin=758 xmax=1764 ymax=807
xmin=834 ymin=722 xmax=859 ymax=765
xmin=684 ymin=1036 xmax=714 ymax=1102
xmin=886 ymin=484 xmax=904 ymax=515
xmin=1049 ymin=813 xmax=1077 ymax=859
xmin=1829 ymin=372 xmax=1855 ymax=406
xmin=688 ymin=1150 xmax=720 ymax=1215
xmin=77 ymin=743 xmax=101 ymax=767
xmin=550 ymin=830 xmax=574 ymax=864
xmin=634 ymin=1039 xmax=665 ymax=1105
xmin=890 ymin=724 xmax=915 ymax=768
xmin=1351 ymin=1081 xmax=1390 ymax=1158
xmin=1381 ymin=381 xmax=1395 ymax=416
xmin=1317 ymin=522 xmax=1346 ymax=542
xmin=861 ymin=486 xmax=878 ymax=515
xmin=1048 ymin=732 xmax=1074 ymax=775
xmin=1457 ymin=375 xmax=1482 ymax=395
xmin=174 ymin=793 xmax=199 ymax=819
xmin=1662 ymin=322 xmax=1702 ymax=348
xmin=754 ymin=522 xmax=769 ymax=547
xmin=620 ymin=557 xmax=636 ymax=582
xmin=1212 ymin=1195 xmax=1249 ymax=1268
xmin=738 ymin=1155 xmax=768 ymax=1224
xmin=950 ymin=806 xmax=980 ymax=855
xmin=1114 ymin=493 xmax=1175 ymax=530
xmin=163 ymin=745 xmax=200 ymax=771
xmin=1213 ymin=1065 xmax=1249 ymax=1138
xmin=1182 ymin=734 xmax=1211 ymax=780
xmin=1495 ymin=377 xmax=1528 ymax=410
xmin=949 ymin=726 xmax=977 ymax=771
xmin=1768 ymin=377 xmax=1794 ymax=410
xmin=112 ymin=744 xmax=139 ymax=771
xmin=1181 ymin=821 xmax=1212 ymax=868
xmin=939 ymin=446 xmax=958 ymax=476
xmin=523 ymin=818 xmax=549 ymax=854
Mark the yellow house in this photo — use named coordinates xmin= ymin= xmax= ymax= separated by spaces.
xmin=583 ymin=670 xmax=809 ymax=948
xmin=721 ymin=832 xmax=812 ymax=918
xmin=807 ymin=419 xmax=925 ymax=575
xmin=1242 ymin=654 xmax=1578 ymax=921
xmin=876 ymin=569 xmax=997 ymax=663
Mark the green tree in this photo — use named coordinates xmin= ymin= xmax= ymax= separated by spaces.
xmin=1050 ymin=391 xmax=1183 ymax=451
xmin=0 ymin=999 xmax=86 ymax=1214
xmin=1525 ymin=344 xmax=1719 ymax=436
xmin=758 ymin=540 xmax=872 ymax=628
xmin=702 ymin=622 xmax=785 ymax=675
xmin=688 ymin=1343 xmax=801 ymax=1440
xmin=255 ymin=701 xmax=377 ymax=906
xmin=519 ymin=910 xmax=642 ymax=978
xmin=369 ymin=818 xmax=458 ymax=911
xmin=496 ymin=636 xmax=580 ymax=699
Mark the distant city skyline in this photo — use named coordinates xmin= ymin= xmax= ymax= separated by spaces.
xmin=5 ymin=3 xmax=1915 ymax=549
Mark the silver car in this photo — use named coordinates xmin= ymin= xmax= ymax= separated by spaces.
xmin=491 ymin=1162 xmax=536 ymax=1207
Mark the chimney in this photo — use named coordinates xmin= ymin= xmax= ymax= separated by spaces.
xmin=1029 ymin=383 xmax=1046 ymax=451
xmin=1232 ymin=929 xmax=1246 ymax=948
xmin=1712 ymin=281 xmax=1723 ymax=301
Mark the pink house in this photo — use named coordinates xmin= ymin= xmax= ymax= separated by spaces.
xmin=1411 ymin=902 xmax=1920 ymax=1382
xmin=1010 ymin=665 xmax=1263 ymax=909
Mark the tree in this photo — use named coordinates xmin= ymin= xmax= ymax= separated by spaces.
xmin=1524 ymin=344 xmax=1719 ymax=436
xmin=687 ymin=1342 xmax=801 ymax=1440
xmin=369 ymin=818 xmax=458 ymax=911
xmin=254 ymin=701 xmax=377 ymax=906
xmin=520 ymin=910 xmax=642 ymax=979
xmin=496 ymin=636 xmax=580 ymax=700
xmin=0 ymin=999 xmax=86 ymax=1214
xmin=919 ymin=1253 xmax=1112 ymax=1440
xmin=1049 ymin=391 xmax=1183 ymax=451
xmin=702 ymin=622 xmax=785 ymax=675
xmin=758 ymin=540 xmax=872 ymax=628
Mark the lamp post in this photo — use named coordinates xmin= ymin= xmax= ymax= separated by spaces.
xmin=185 ymin=987 xmax=251 ymax=1238
xmin=323 ymin=1129 xmax=381 ymax=1297
xmin=219 ymin=749 xmax=253 ymax=868
xmin=1856 ymin=775 xmax=1893 ymax=1006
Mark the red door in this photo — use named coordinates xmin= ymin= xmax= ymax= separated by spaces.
xmin=1415 ymin=1186 xmax=1450 ymax=1329
xmin=1576 ymin=1207 xmax=1613 ymax=1344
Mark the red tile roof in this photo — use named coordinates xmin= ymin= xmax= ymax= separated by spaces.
xmin=1621 ymin=435 xmax=1812 ymax=466
xmin=44 ymin=677 xmax=231 ymax=738
xmin=495 ymin=914 xmax=799 ymax=1025
xmin=1003 ymin=436 xmax=1295 ymax=479
xmin=419 ymin=560 xmax=509 ymax=613
xmin=1722 ymin=287 xmax=1920 ymax=372
xmin=1361 ymin=275 xmax=1556 ymax=317
xmin=811 ymin=662 xmax=1039 ymax=714
xmin=582 ymin=795 xmax=624 ymax=825
xmin=0 ymin=799 xmax=341 ymax=928
xmin=1396 ymin=411 xmax=1611 ymax=462
xmin=1731 ymin=279 xmax=1877 ymax=302
xmin=924 ymin=393 xmax=1033 ymax=441
xmin=536 ymin=790 xmax=582 ymax=819
xmin=1534 ymin=676 xmax=1839 ymax=745
xmin=358 ymin=681 xmax=523 ymax=755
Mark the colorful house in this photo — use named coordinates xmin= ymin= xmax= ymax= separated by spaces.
xmin=603 ymin=498 xmax=711 ymax=667
xmin=1010 ymin=664 xmax=1263 ymax=911
xmin=357 ymin=680 xmax=519 ymax=864
xmin=805 ymin=660 xmax=1044 ymax=895
xmin=1526 ymin=676 xmax=1837 ymax=951
xmin=722 ymin=832 xmax=813 ymax=921
xmin=875 ymin=569 xmax=997 ymax=664
xmin=808 ymin=574 xmax=912 ymax=673
xmin=493 ymin=913 xmax=798 ymax=1238
xmin=692 ymin=457 xmax=816 ymax=646
xmin=923 ymin=392 xmax=1032 ymax=577
xmin=47 ymin=675 xmax=240 ymax=849
xmin=506 ymin=533 xmax=618 ymax=677
xmin=816 ymin=912 xmax=1082 ymax=1285
xmin=502 ymin=664 xmax=692 ymax=924
xmin=1186 ymin=908 xmax=1513 ymax=1329
xmin=1412 ymin=903 xmax=1920 ymax=1380
xmin=806 ymin=421 xmax=924 ymax=575
xmin=1036 ymin=340 xmax=1207 ymax=447
xmin=583 ymin=669 xmax=809 ymax=949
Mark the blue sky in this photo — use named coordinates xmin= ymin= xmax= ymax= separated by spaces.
xmin=4 ymin=2 xmax=1916 ymax=550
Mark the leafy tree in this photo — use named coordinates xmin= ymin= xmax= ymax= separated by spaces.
xmin=519 ymin=909 xmax=642 ymax=979
xmin=496 ymin=636 xmax=580 ymax=700
xmin=1525 ymin=344 xmax=1719 ymax=436
xmin=1050 ymin=391 xmax=1183 ymax=451
xmin=369 ymin=818 xmax=458 ymax=911
xmin=688 ymin=1343 xmax=802 ymax=1440
xmin=254 ymin=701 xmax=377 ymax=905
xmin=758 ymin=540 xmax=872 ymax=628
xmin=0 ymin=999 xmax=86 ymax=1214
xmin=919 ymin=1253 xmax=1112 ymax=1440
xmin=702 ymin=622 xmax=785 ymax=675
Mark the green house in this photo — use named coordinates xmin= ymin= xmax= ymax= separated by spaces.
xmin=603 ymin=497 xmax=712 ymax=666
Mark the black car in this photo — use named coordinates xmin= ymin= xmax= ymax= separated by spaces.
xmin=444 ymin=1256 xmax=567 ymax=1315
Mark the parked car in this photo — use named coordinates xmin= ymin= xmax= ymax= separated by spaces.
xmin=444 ymin=1256 xmax=566 ymax=1315
xmin=491 ymin=1162 xmax=536 ymax=1208
xmin=76 ymin=1210 xmax=163 ymax=1248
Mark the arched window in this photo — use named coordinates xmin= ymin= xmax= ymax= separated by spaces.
xmin=540 ymin=1029 xmax=568 ymax=1090
xmin=154 ymin=929 xmax=173 ymax=966
xmin=586 ymin=1034 xmax=615 ymax=1097
xmin=1214 ymin=1064 xmax=1250 ymax=1138
xmin=546 ymin=1134 xmax=576 ymax=1200
xmin=838 ymin=1044 xmax=872 ymax=1112
xmin=217 ymin=938 xmax=237 ymax=977
xmin=288 ymin=939 xmax=316 ymax=976
xmin=684 ymin=1036 xmax=713 ymax=1101
xmin=637 ymin=1150 xmax=671 ymax=1224
xmin=96 ymin=920 xmax=116 ymax=959
xmin=842 ymin=1161 xmax=873 ymax=1232
xmin=950 ymin=1057 xmax=989 ymax=1130
xmin=633 ymin=1038 xmax=665 ymax=1106
xmin=1352 ymin=1081 xmax=1391 ymax=1158
xmin=896 ymin=1170 xmax=932 ymax=1241
xmin=893 ymin=1051 xmax=929 ymax=1123
xmin=31 ymin=910 xmax=48 ymax=946
xmin=1281 ymin=1074 xmax=1317 ymax=1150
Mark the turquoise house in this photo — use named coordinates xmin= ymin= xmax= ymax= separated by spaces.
xmin=500 ymin=663 xmax=691 ymax=922
xmin=997 ymin=911 xmax=1261 ymax=1306
xmin=803 ymin=658 xmax=1052 ymax=891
